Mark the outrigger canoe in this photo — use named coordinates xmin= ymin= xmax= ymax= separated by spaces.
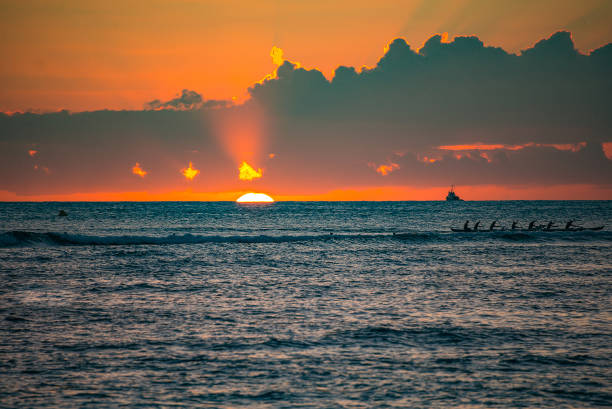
xmin=451 ymin=226 xmax=604 ymax=232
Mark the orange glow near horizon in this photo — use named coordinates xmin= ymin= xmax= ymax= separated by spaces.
xmin=132 ymin=162 xmax=147 ymax=178
xmin=28 ymin=150 xmax=38 ymax=157
xmin=238 ymin=162 xmax=263 ymax=181
xmin=181 ymin=162 xmax=200 ymax=180
xmin=2 ymin=184 xmax=610 ymax=202
xmin=236 ymin=193 xmax=275 ymax=203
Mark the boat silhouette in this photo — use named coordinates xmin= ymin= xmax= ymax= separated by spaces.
xmin=451 ymin=226 xmax=603 ymax=232
xmin=446 ymin=185 xmax=463 ymax=201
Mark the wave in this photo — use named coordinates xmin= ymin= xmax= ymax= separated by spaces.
xmin=0 ymin=230 xmax=379 ymax=248
xmin=321 ymin=324 xmax=562 ymax=348
xmin=1 ymin=229 xmax=609 ymax=248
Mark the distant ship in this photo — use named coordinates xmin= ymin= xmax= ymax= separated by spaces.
xmin=446 ymin=185 xmax=463 ymax=201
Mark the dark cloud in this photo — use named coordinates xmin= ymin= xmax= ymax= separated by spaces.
xmin=249 ymin=62 xmax=330 ymax=114
xmin=244 ymin=30 xmax=612 ymax=189
xmin=144 ymin=89 xmax=230 ymax=111
xmin=251 ymin=31 xmax=610 ymax=132
xmin=521 ymin=31 xmax=577 ymax=59
xmin=1 ymin=32 xmax=611 ymax=197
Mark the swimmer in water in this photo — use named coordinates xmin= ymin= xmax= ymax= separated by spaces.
xmin=489 ymin=220 xmax=497 ymax=231
xmin=463 ymin=220 xmax=470 ymax=231
xmin=565 ymin=220 xmax=575 ymax=230
xmin=545 ymin=221 xmax=554 ymax=231
xmin=473 ymin=221 xmax=481 ymax=231
xmin=528 ymin=221 xmax=536 ymax=231
xmin=511 ymin=221 xmax=518 ymax=230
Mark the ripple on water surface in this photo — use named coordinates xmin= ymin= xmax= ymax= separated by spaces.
xmin=0 ymin=201 xmax=611 ymax=408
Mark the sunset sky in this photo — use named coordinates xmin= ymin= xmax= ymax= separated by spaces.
xmin=1 ymin=0 xmax=611 ymax=200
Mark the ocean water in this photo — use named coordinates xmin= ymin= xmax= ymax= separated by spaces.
xmin=0 ymin=201 xmax=611 ymax=408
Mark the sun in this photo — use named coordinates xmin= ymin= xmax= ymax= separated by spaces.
xmin=236 ymin=193 xmax=275 ymax=203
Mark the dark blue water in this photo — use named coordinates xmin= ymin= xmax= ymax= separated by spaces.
xmin=1 ymin=201 xmax=611 ymax=408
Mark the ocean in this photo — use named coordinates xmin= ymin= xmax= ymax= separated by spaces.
xmin=1 ymin=201 xmax=611 ymax=408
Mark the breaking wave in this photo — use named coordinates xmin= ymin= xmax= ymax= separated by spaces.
xmin=1 ymin=229 xmax=609 ymax=248
xmin=0 ymin=231 xmax=382 ymax=247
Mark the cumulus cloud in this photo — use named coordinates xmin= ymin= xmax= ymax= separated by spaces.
xmin=243 ymin=30 xmax=612 ymax=189
xmin=250 ymin=31 xmax=610 ymax=140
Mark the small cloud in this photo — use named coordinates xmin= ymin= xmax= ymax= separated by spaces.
xmin=132 ymin=162 xmax=147 ymax=177
xmin=145 ymin=89 xmax=203 ymax=111
xmin=419 ymin=155 xmax=439 ymax=163
xmin=437 ymin=142 xmax=587 ymax=153
xmin=28 ymin=149 xmax=38 ymax=157
xmin=479 ymin=152 xmax=492 ymax=162
xmin=34 ymin=164 xmax=50 ymax=174
xmin=438 ymin=143 xmax=515 ymax=151
xmin=181 ymin=162 xmax=200 ymax=180
xmin=239 ymin=161 xmax=263 ymax=181
xmin=603 ymin=142 xmax=612 ymax=160
xmin=369 ymin=161 xmax=399 ymax=176
xmin=271 ymin=46 xmax=284 ymax=66
xmin=547 ymin=142 xmax=586 ymax=152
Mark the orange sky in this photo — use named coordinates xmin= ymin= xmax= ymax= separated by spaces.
xmin=1 ymin=1 xmax=611 ymax=201
xmin=1 ymin=0 xmax=611 ymax=112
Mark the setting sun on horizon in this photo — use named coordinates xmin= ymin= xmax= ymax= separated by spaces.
xmin=236 ymin=193 xmax=275 ymax=203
